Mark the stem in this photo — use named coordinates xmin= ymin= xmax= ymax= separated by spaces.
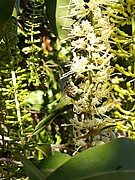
xmin=0 ymin=124 xmax=5 ymax=151
xmin=88 ymin=11 xmax=94 ymax=120
xmin=131 ymin=4 xmax=135 ymax=82
xmin=5 ymin=33 xmax=24 ymax=146
xmin=11 ymin=71 xmax=24 ymax=141
xmin=31 ymin=0 xmax=36 ymax=47
xmin=0 ymin=166 xmax=9 ymax=180
xmin=88 ymin=56 xmax=93 ymax=121
xmin=0 ymin=77 xmax=6 ymax=152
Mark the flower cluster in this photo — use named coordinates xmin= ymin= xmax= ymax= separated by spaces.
xmin=63 ymin=0 xmax=118 ymax=147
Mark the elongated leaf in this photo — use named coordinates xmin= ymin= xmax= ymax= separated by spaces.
xmin=34 ymin=104 xmax=72 ymax=135
xmin=12 ymin=0 xmax=20 ymax=18
xmin=47 ymin=138 xmax=135 ymax=180
xmin=35 ymin=144 xmax=52 ymax=159
xmin=56 ymin=0 xmax=74 ymax=39
xmin=38 ymin=153 xmax=71 ymax=179
xmin=0 ymin=0 xmax=16 ymax=31
xmin=45 ymin=0 xmax=74 ymax=39
xmin=18 ymin=154 xmax=45 ymax=180
xmin=45 ymin=0 xmax=57 ymax=36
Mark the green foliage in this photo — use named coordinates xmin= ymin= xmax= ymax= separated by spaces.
xmin=45 ymin=0 xmax=74 ymax=39
xmin=0 ymin=0 xmax=72 ymax=179
xmin=19 ymin=138 xmax=135 ymax=180
xmin=34 ymin=104 xmax=72 ymax=135
xmin=109 ymin=0 xmax=135 ymax=137
xmin=0 ymin=0 xmax=16 ymax=36
xmin=37 ymin=152 xmax=71 ymax=178
xmin=19 ymin=153 xmax=45 ymax=180
xmin=19 ymin=152 xmax=71 ymax=180
xmin=23 ymin=90 xmax=44 ymax=111
xmin=0 ymin=0 xmax=135 ymax=179
xmin=47 ymin=138 xmax=135 ymax=180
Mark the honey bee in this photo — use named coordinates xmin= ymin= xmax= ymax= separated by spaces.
xmin=64 ymin=82 xmax=77 ymax=99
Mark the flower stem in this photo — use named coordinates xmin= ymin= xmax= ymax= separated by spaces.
xmin=131 ymin=4 xmax=135 ymax=83
xmin=11 ymin=71 xmax=24 ymax=141
xmin=5 ymin=33 xmax=24 ymax=146
xmin=88 ymin=11 xmax=94 ymax=120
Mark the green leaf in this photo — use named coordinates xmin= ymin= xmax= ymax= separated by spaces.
xmin=0 ymin=0 xmax=16 ymax=34
xmin=54 ymin=97 xmax=71 ymax=110
xmin=38 ymin=153 xmax=71 ymax=179
xmin=35 ymin=144 xmax=52 ymax=159
xmin=27 ymin=90 xmax=44 ymax=105
xmin=45 ymin=0 xmax=57 ymax=36
xmin=18 ymin=154 xmax=45 ymax=180
xmin=55 ymin=0 xmax=74 ymax=39
xmin=12 ymin=0 xmax=20 ymax=18
xmin=47 ymin=138 xmax=135 ymax=180
xmin=23 ymin=90 xmax=44 ymax=111
xmin=31 ymin=104 xmax=43 ymax=111
xmin=34 ymin=104 xmax=72 ymax=135
xmin=45 ymin=0 xmax=74 ymax=39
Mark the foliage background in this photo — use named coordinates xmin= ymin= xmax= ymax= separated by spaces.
xmin=0 ymin=0 xmax=135 ymax=179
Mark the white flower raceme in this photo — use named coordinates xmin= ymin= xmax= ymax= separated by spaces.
xmin=71 ymin=56 xmax=89 ymax=75
xmin=62 ymin=0 xmax=117 ymax=147
xmin=70 ymin=0 xmax=118 ymax=19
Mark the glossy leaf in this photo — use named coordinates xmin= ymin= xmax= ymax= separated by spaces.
xmin=47 ymin=138 xmax=135 ymax=180
xmin=34 ymin=104 xmax=72 ymax=135
xmin=18 ymin=154 xmax=45 ymax=180
xmin=45 ymin=0 xmax=74 ymax=39
xmin=0 ymin=0 xmax=16 ymax=32
xmin=38 ymin=153 xmax=71 ymax=179
xmin=44 ymin=0 xmax=57 ymax=36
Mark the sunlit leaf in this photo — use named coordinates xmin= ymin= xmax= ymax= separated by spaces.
xmin=47 ymin=138 xmax=135 ymax=180
xmin=35 ymin=144 xmax=52 ymax=159
xmin=54 ymin=97 xmax=71 ymax=110
xmin=38 ymin=153 xmax=71 ymax=179
xmin=27 ymin=90 xmax=44 ymax=105
xmin=23 ymin=90 xmax=44 ymax=111
xmin=45 ymin=0 xmax=74 ymax=39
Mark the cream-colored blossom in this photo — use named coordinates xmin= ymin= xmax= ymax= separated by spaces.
xmin=63 ymin=0 xmax=116 ymax=147
xmin=71 ymin=38 xmax=86 ymax=50
xmin=92 ymin=135 xmax=110 ymax=146
xmin=70 ymin=56 xmax=89 ymax=75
